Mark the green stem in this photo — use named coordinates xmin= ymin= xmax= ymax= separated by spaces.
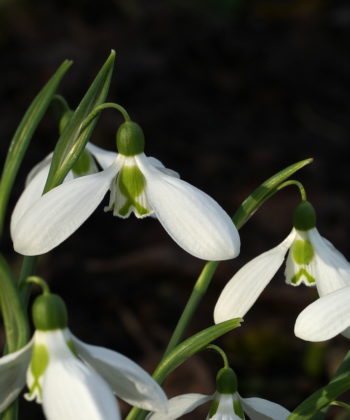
xmin=277 ymin=179 xmax=307 ymax=201
xmin=206 ymin=344 xmax=229 ymax=368
xmin=330 ymin=401 xmax=350 ymax=411
xmin=1 ymin=401 xmax=18 ymax=420
xmin=163 ymin=261 xmax=219 ymax=357
xmin=80 ymin=102 xmax=131 ymax=133
xmin=18 ymin=256 xmax=38 ymax=307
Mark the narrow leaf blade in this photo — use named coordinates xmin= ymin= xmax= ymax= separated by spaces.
xmin=233 ymin=158 xmax=313 ymax=229
xmin=0 ymin=60 xmax=72 ymax=235
xmin=44 ymin=50 xmax=116 ymax=192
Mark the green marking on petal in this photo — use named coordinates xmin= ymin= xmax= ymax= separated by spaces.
xmin=292 ymin=239 xmax=314 ymax=265
xmin=208 ymin=398 xmax=219 ymax=418
xmin=66 ymin=339 xmax=79 ymax=357
xmin=116 ymin=165 xmax=151 ymax=217
xmin=233 ymin=399 xmax=245 ymax=419
xmin=72 ymin=149 xmax=93 ymax=176
xmin=290 ymin=268 xmax=316 ymax=285
xmin=27 ymin=344 xmax=49 ymax=399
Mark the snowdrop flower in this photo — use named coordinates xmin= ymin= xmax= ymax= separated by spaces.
xmin=0 ymin=286 xmax=168 ymax=420
xmin=11 ymin=121 xmax=240 ymax=260
xmin=146 ymin=367 xmax=290 ymax=419
xmin=214 ymin=200 xmax=350 ymax=324
xmin=295 ymin=285 xmax=350 ymax=341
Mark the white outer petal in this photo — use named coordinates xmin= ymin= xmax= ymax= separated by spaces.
xmin=41 ymin=330 xmax=120 ymax=420
xmin=214 ymin=231 xmax=295 ymax=323
xmin=25 ymin=153 xmax=53 ymax=186
xmin=146 ymin=393 xmax=211 ymax=420
xmin=86 ymin=143 xmax=118 ymax=169
xmin=241 ymin=396 xmax=290 ymax=420
xmin=308 ymin=229 xmax=350 ymax=296
xmin=135 ymin=154 xmax=240 ymax=261
xmin=294 ymin=286 xmax=350 ymax=341
xmin=11 ymin=161 xmax=120 ymax=256
xmin=73 ymin=337 xmax=167 ymax=413
xmin=0 ymin=339 xmax=33 ymax=412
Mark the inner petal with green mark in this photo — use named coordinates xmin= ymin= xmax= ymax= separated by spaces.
xmin=233 ymin=394 xmax=245 ymax=419
xmin=285 ymin=237 xmax=316 ymax=286
xmin=106 ymin=159 xmax=152 ymax=218
xmin=25 ymin=344 xmax=49 ymax=403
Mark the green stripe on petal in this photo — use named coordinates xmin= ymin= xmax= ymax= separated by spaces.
xmin=26 ymin=344 xmax=49 ymax=401
xmin=292 ymin=239 xmax=314 ymax=265
xmin=290 ymin=268 xmax=316 ymax=286
xmin=115 ymin=165 xmax=152 ymax=217
xmin=234 ymin=398 xmax=245 ymax=419
xmin=208 ymin=397 xmax=219 ymax=418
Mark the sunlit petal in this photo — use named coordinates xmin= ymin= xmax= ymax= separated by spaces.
xmin=214 ymin=231 xmax=295 ymax=323
xmin=86 ymin=143 xmax=117 ymax=169
xmin=73 ymin=337 xmax=168 ymax=413
xmin=136 ymin=154 xmax=240 ymax=260
xmin=146 ymin=394 xmax=211 ymax=420
xmin=11 ymin=162 xmax=119 ymax=256
xmin=0 ymin=340 xmax=33 ymax=412
xmin=242 ymin=396 xmax=290 ymax=419
xmin=308 ymin=229 xmax=350 ymax=296
xmin=295 ymin=286 xmax=350 ymax=341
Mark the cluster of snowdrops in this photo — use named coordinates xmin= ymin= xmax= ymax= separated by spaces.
xmin=1 ymin=52 xmax=350 ymax=420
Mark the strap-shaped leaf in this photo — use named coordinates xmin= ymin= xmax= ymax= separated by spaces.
xmin=154 ymin=318 xmax=241 ymax=383
xmin=0 ymin=60 xmax=72 ymax=235
xmin=288 ymin=350 xmax=350 ymax=419
xmin=0 ymin=255 xmax=29 ymax=352
xmin=44 ymin=50 xmax=116 ymax=192
xmin=233 ymin=158 xmax=313 ymax=229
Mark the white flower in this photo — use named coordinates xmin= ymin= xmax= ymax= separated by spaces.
xmin=146 ymin=367 xmax=290 ymax=420
xmin=0 ymin=327 xmax=168 ymax=420
xmin=214 ymin=201 xmax=350 ymax=325
xmin=11 ymin=122 xmax=240 ymax=260
xmin=145 ymin=390 xmax=290 ymax=419
xmin=295 ymin=285 xmax=350 ymax=341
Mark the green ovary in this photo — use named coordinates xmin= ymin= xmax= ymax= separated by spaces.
xmin=117 ymin=165 xmax=150 ymax=216
xmin=72 ymin=150 xmax=92 ymax=176
xmin=27 ymin=344 xmax=49 ymax=399
xmin=292 ymin=239 xmax=314 ymax=265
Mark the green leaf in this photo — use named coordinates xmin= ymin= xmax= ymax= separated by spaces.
xmin=0 ymin=255 xmax=29 ymax=352
xmin=233 ymin=158 xmax=313 ymax=229
xmin=288 ymin=350 xmax=350 ymax=419
xmin=0 ymin=60 xmax=72 ymax=236
xmin=154 ymin=318 xmax=241 ymax=383
xmin=44 ymin=50 xmax=116 ymax=192
xmin=126 ymin=318 xmax=241 ymax=420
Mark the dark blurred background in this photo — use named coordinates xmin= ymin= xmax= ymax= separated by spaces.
xmin=1 ymin=0 xmax=350 ymax=418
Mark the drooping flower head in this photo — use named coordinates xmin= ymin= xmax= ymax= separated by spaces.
xmin=11 ymin=119 xmax=240 ymax=261
xmin=214 ymin=200 xmax=350 ymax=326
xmin=146 ymin=366 xmax=290 ymax=419
xmin=0 ymin=279 xmax=168 ymax=420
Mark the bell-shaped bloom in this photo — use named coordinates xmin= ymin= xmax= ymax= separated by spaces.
xmin=214 ymin=201 xmax=350 ymax=324
xmin=11 ymin=121 xmax=240 ymax=260
xmin=295 ymin=285 xmax=350 ymax=341
xmin=0 ymin=289 xmax=168 ymax=420
xmin=146 ymin=367 xmax=290 ymax=420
